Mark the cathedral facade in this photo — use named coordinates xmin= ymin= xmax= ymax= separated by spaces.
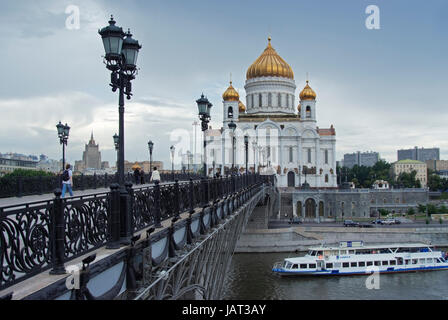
xmin=209 ymin=37 xmax=337 ymax=189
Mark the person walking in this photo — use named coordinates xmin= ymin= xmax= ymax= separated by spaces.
xmin=140 ymin=168 xmax=145 ymax=184
xmin=150 ymin=167 xmax=161 ymax=184
xmin=61 ymin=164 xmax=73 ymax=198
xmin=133 ymin=167 xmax=140 ymax=185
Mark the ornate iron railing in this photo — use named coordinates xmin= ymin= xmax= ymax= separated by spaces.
xmin=0 ymin=172 xmax=203 ymax=198
xmin=0 ymin=174 xmax=274 ymax=291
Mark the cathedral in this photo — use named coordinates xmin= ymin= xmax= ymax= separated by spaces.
xmin=209 ymin=37 xmax=337 ymax=189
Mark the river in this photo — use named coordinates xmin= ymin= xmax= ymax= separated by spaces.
xmin=222 ymin=252 xmax=448 ymax=300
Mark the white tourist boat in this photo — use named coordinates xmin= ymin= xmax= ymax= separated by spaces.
xmin=272 ymin=241 xmax=448 ymax=276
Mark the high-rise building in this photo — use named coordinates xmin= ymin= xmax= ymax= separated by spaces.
xmin=343 ymin=151 xmax=380 ymax=168
xmin=75 ymin=132 xmax=102 ymax=172
xmin=397 ymin=147 xmax=440 ymax=162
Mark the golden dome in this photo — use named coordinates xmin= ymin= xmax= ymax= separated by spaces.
xmin=131 ymin=163 xmax=141 ymax=170
xmin=238 ymin=100 xmax=246 ymax=113
xmin=222 ymin=81 xmax=240 ymax=101
xmin=246 ymin=37 xmax=294 ymax=80
xmin=299 ymin=81 xmax=317 ymax=101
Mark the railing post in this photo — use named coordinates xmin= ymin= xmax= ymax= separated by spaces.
xmin=50 ymin=189 xmax=66 ymax=275
xmin=154 ymin=181 xmax=162 ymax=228
xmin=107 ymin=183 xmax=121 ymax=249
xmin=174 ymin=179 xmax=180 ymax=218
xmin=93 ymin=173 xmax=97 ymax=189
xmin=80 ymin=174 xmax=85 ymax=191
xmin=17 ymin=176 xmax=23 ymax=198
xmin=120 ymin=182 xmax=134 ymax=244
xmin=188 ymin=178 xmax=195 ymax=214
xmin=201 ymin=177 xmax=208 ymax=208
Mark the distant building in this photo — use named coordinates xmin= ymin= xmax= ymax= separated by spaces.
xmin=37 ymin=158 xmax=61 ymax=174
xmin=397 ymin=147 xmax=440 ymax=162
xmin=75 ymin=132 xmax=102 ymax=172
xmin=426 ymin=160 xmax=448 ymax=172
xmin=392 ymin=159 xmax=427 ymax=187
xmin=373 ymin=180 xmax=390 ymax=190
xmin=343 ymin=151 xmax=380 ymax=169
xmin=0 ymin=155 xmax=38 ymax=176
xmin=124 ymin=160 xmax=163 ymax=173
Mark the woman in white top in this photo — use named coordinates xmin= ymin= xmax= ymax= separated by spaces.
xmin=150 ymin=167 xmax=161 ymax=183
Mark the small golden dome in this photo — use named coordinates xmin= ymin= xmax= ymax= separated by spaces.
xmin=222 ymin=81 xmax=240 ymax=101
xmin=246 ymin=37 xmax=294 ymax=80
xmin=238 ymin=100 xmax=246 ymax=113
xmin=299 ymin=81 xmax=317 ymax=101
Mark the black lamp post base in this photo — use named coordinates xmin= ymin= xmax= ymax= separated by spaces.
xmin=49 ymin=267 xmax=67 ymax=275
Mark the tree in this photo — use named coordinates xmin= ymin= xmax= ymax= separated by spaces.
xmin=417 ymin=204 xmax=426 ymax=214
xmin=407 ymin=207 xmax=416 ymax=215
xmin=2 ymin=169 xmax=55 ymax=178
xmin=427 ymin=204 xmax=437 ymax=216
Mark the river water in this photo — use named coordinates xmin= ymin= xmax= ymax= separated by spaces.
xmin=222 ymin=252 xmax=448 ymax=300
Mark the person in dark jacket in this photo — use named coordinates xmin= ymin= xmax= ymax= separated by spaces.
xmin=140 ymin=169 xmax=145 ymax=184
xmin=134 ymin=168 xmax=140 ymax=185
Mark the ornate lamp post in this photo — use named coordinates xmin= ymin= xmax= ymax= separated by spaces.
xmin=170 ymin=145 xmax=175 ymax=180
xmin=244 ymin=134 xmax=249 ymax=174
xmin=228 ymin=120 xmax=236 ymax=174
xmin=99 ymin=15 xmax=142 ymax=188
xmin=148 ymin=140 xmax=154 ymax=174
xmin=252 ymin=140 xmax=257 ymax=174
xmin=56 ymin=121 xmax=70 ymax=172
xmin=196 ymin=94 xmax=212 ymax=178
xmin=99 ymin=16 xmax=141 ymax=247
xmin=187 ymin=150 xmax=191 ymax=173
xmin=113 ymin=133 xmax=119 ymax=151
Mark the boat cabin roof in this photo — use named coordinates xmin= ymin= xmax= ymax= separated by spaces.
xmin=307 ymin=243 xmax=432 ymax=252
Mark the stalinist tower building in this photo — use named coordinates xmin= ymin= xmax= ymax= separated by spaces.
xmin=212 ymin=37 xmax=337 ymax=189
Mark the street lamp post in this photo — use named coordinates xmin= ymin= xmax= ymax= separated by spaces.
xmin=228 ymin=120 xmax=236 ymax=174
xmin=196 ymin=94 xmax=212 ymax=178
xmin=56 ymin=121 xmax=70 ymax=172
xmin=148 ymin=140 xmax=154 ymax=174
xmin=244 ymin=134 xmax=249 ymax=175
xmin=170 ymin=145 xmax=175 ymax=181
xmin=99 ymin=15 xmax=141 ymax=187
xmin=99 ymin=16 xmax=142 ymax=247
xmin=252 ymin=140 xmax=257 ymax=173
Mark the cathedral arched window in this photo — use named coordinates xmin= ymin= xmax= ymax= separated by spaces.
xmin=251 ymin=94 xmax=254 ymax=108
xmin=306 ymin=106 xmax=311 ymax=118
xmin=325 ymin=174 xmax=329 ymax=183
xmin=228 ymin=107 xmax=233 ymax=118
xmin=289 ymin=147 xmax=293 ymax=163
xmin=268 ymin=93 xmax=272 ymax=107
xmin=324 ymin=150 xmax=329 ymax=164
xmin=287 ymin=94 xmax=290 ymax=108
xmin=259 ymin=94 xmax=262 ymax=107
xmin=307 ymin=148 xmax=312 ymax=163
xmin=278 ymin=93 xmax=281 ymax=107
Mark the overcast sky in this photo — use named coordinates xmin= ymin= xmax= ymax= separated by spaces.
xmin=0 ymin=0 xmax=447 ymax=168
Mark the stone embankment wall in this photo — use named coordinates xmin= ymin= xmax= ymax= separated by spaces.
xmin=235 ymin=226 xmax=448 ymax=253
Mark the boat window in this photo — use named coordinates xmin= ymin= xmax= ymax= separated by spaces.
xmin=359 ymin=262 xmax=366 ymax=267
xmin=317 ymin=251 xmax=323 ymax=256
xmin=292 ymin=264 xmax=298 ymax=269
xmin=419 ymin=247 xmax=430 ymax=253
xmin=334 ymin=263 xmax=341 ymax=268
xmin=382 ymin=261 xmax=389 ymax=266
xmin=437 ymin=259 xmax=442 ymax=263
xmin=339 ymin=250 xmax=347 ymax=255
xmin=412 ymin=259 xmax=418 ymax=264
xmin=309 ymin=251 xmax=316 ymax=256
xmin=426 ymin=258 xmax=433 ymax=263
xmin=374 ymin=261 xmax=381 ymax=266
xmin=286 ymin=262 xmax=293 ymax=269
xmin=300 ymin=264 xmax=307 ymax=269
xmin=419 ymin=259 xmax=425 ymax=264
xmin=326 ymin=263 xmax=333 ymax=269
xmin=390 ymin=260 xmax=396 ymax=266
xmin=350 ymin=262 xmax=357 ymax=267
xmin=366 ymin=261 xmax=373 ymax=266
xmin=309 ymin=264 xmax=316 ymax=269
xmin=342 ymin=263 xmax=349 ymax=268
xmin=397 ymin=258 xmax=403 ymax=265
xmin=348 ymin=250 xmax=355 ymax=254
xmin=405 ymin=259 xmax=410 ymax=265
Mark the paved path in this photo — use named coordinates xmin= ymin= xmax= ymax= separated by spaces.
xmin=0 ymin=182 xmax=166 ymax=207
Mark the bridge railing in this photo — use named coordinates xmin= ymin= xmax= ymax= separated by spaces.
xmin=0 ymin=172 xmax=203 ymax=198
xmin=0 ymin=173 xmax=274 ymax=291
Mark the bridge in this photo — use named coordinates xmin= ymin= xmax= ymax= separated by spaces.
xmin=0 ymin=174 xmax=274 ymax=300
